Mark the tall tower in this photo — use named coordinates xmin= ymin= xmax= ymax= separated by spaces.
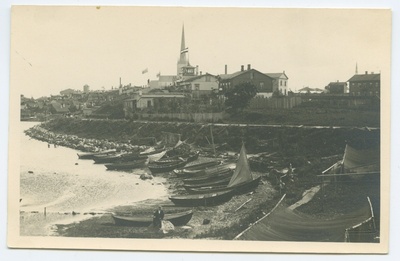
xmin=177 ymin=24 xmax=188 ymax=76
xmin=355 ymin=62 xmax=358 ymax=74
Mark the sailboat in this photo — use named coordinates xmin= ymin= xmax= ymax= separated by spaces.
xmin=181 ymin=143 xmax=261 ymax=195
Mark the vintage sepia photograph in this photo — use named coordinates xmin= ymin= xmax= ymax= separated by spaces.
xmin=7 ymin=5 xmax=391 ymax=254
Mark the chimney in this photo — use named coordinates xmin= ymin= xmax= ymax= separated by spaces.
xmin=200 ymin=71 xmax=202 ymax=75
xmin=247 ymin=64 xmax=251 ymax=70
xmin=365 ymin=71 xmax=368 ymax=74
xmin=225 ymin=65 xmax=227 ymax=74
xmin=241 ymin=65 xmax=244 ymax=71
xmin=119 ymin=77 xmax=122 ymax=87
xmin=196 ymin=65 xmax=199 ymax=75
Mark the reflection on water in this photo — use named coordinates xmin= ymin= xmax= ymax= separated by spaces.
xmin=19 ymin=122 xmax=168 ymax=236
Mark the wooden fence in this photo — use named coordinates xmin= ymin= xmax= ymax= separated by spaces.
xmin=249 ymin=96 xmax=303 ymax=109
xmin=138 ymin=112 xmax=226 ymax=123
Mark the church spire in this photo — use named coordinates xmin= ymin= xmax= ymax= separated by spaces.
xmin=180 ymin=24 xmax=186 ymax=54
xmin=177 ymin=24 xmax=189 ymax=75
xmin=179 ymin=24 xmax=188 ymax=63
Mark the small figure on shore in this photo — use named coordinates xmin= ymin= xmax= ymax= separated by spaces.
xmin=54 ymin=144 xmax=57 ymax=148
xmin=153 ymin=206 xmax=164 ymax=229
xmin=48 ymin=143 xmax=50 ymax=148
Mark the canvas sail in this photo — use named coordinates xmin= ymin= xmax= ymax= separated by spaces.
xmin=148 ymin=150 xmax=167 ymax=163
xmin=228 ymin=144 xmax=253 ymax=187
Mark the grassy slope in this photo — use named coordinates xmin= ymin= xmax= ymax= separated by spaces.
xmin=226 ymin=107 xmax=380 ymax=127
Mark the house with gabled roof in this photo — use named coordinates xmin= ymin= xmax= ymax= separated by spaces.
xmin=265 ymin=71 xmax=289 ymax=95
xmin=218 ymin=64 xmax=274 ymax=97
xmin=177 ymin=73 xmax=218 ymax=98
xmin=325 ymin=81 xmax=348 ymax=94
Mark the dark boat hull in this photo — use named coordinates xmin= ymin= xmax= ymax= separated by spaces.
xmin=105 ymin=159 xmax=147 ymax=170
xmin=174 ymin=160 xmax=222 ymax=177
xmin=185 ymin=176 xmax=262 ymax=195
xmin=168 ymin=190 xmax=233 ymax=207
xmin=120 ymin=154 xmax=148 ymax=162
xmin=112 ymin=210 xmax=193 ymax=227
xmin=93 ymin=155 xmax=123 ymax=164
xmin=182 ymin=169 xmax=233 ymax=185
xmin=77 ymin=149 xmax=116 ymax=160
xmin=183 ymin=175 xmax=232 ymax=190
xmin=179 ymin=162 xmax=236 ymax=179
xmin=148 ymin=160 xmax=187 ymax=174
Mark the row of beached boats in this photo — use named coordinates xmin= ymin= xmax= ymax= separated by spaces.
xmin=77 ymin=142 xmax=200 ymax=173
xmin=167 ymin=144 xmax=261 ymax=207
xmin=77 ymin=141 xmax=261 ymax=227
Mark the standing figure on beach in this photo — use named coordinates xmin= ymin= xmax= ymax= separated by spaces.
xmin=153 ymin=206 xmax=164 ymax=229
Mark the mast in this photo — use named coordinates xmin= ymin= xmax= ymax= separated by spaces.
xmin=210 ymin=124 xmax=216 ymax=157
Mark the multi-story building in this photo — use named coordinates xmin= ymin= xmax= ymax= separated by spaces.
xmin=218 ymin=64 xmax=274 ymax=97
xmin=348 ymin=72 xmax=380 ymax=96
xmin=265 ymin=72 xmax=289 ymax=95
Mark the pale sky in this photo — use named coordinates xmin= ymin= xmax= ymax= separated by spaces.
xmin=10 ymin=6 xmax=391 ymax=98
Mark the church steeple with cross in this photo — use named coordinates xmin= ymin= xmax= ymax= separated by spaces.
xmin=177 ymin=24 xmax=195 ymax=78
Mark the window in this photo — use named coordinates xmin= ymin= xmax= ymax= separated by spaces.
xmin=259 ymin=82 xmax=264 ymax=90
xmin=280 ymin=80 xmax=282 ymax=86
xmin=195 ymin=84 xmax=200 ymax=90
xmin=147 ymin=100 xmax=152 ymax=107
xmin=250 ymin=72 xmax=254 ymax=79
xmin=205 ymin=76 xmax=210 ymax=82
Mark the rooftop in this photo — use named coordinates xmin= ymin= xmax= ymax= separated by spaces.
xmin=348 ymin=73 xmax=380 ymax=82
xmin=265 ymin=72 xmax=289 ymax=79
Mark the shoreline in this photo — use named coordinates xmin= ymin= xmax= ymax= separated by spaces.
xmin=23 ymin=125 xmax=281 ymax=239
xmin=21 ymin=119 xmax=380 ymax=241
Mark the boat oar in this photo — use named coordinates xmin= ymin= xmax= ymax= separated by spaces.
xmin=235 ymin=198 xmax=252 ymax=212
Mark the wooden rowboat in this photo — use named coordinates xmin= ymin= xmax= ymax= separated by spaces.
xmin=173 ymin=160 xmax=222 ymax=176
xmin=182 ymin=168 xmax=233 ymax=185
xmin=168 ymin=190 xmax=233 ymax=207
xmin=185 ymin=176 xmax=262 ymax=195
xmin=105 ymin=159 xmax=147 ymax=170
xmin=148 ymin=159 xmax=187 ymax=174
xmin=112 ymin=209 xmax=193 ymax=227
xmin=183 ymin=175 xmax=232 ymax=190
xmin=77 ymin=149 xmax=116 ymax=160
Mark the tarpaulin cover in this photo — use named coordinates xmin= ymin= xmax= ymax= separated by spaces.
xmin=237 ymin=200 xmax=373 ymax=242
xmin=343 ymin=145 xmax=380 ymax=173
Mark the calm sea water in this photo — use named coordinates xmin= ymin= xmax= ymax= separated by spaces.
xmin=19 ymin=122 xmax=168 ymax=236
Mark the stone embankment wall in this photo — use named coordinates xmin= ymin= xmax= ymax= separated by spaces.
xmin=35 ymin=118 xmax=380 ymax=158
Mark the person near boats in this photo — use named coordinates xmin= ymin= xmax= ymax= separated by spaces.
xmin=153 ymin=206 xmax=164 ymax=228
